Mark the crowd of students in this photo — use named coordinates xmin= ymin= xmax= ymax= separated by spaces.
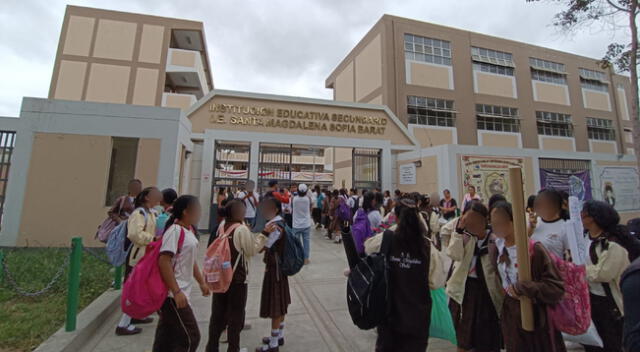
xmin=102 ymin=178 xmax=640 ymax=352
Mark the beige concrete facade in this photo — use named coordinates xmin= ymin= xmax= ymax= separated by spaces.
xmin=326 ymin=15 xmax=633 ymax=154
xmin=49 ymin=5 xmax=213 ymax=109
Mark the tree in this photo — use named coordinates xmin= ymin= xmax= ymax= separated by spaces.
xmin=530 ymin=0 xmax=640 ymax=176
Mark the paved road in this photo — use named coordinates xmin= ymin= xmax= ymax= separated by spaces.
xmin=86 ymin=228 xmax=585 ymax=352
xmin=86 ymin=228 xmax=457 ymax=352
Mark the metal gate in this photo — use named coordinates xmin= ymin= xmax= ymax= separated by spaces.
xmin=212 ymin=141 xmax=250 ymax=191
xmin=352 ymin=148 xmax=381 ymax=191
xmin=258 ymin=143 xmax=293 ymax=191
xmin=0 ymin=131 xmax=16 ymax=230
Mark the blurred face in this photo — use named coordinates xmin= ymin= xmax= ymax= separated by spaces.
xmin=534 ymin=194 xmax=560 ymax=221
xmin=128 ymin=181 xmax=142 ymax=196
xmin=146 ymin=188 xmax=162 ymax=208
xmin=184 ymin=201 xmax=202 ymax=226
xmin=468 ymin=186 xmax=475 ymax=195
xmin=260 ymin=200 xmax=279 ymax=220
xmin=490 ymin=208 xmax=513 ymax=239
xmin=443 ymin=190 xmax=450 ymax=198
xmin=580 ymin=210 xmax=596 ymax=230
xmin=464 ymin=209 xmax=486 ymax=234
xmin=229 ymin=202 xmax=246 ymax=222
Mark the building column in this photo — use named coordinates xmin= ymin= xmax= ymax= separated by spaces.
xmin=198 ymin=136 xmax=215 ymax=230
xmin=381 ymin=147 xmax=392 ymax=191
xmin=249 ymin=141 xmax=260 ymax=187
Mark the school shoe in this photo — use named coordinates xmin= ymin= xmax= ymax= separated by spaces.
xmin=115 ymin=326 xmax=142 ymax=336
xmin=262 ymin=336 xmax=285 ymax=346
xmin=255 ymin=345 xmax=279 ymax=352
xmin=131 ymin=317 xmax=153 ymax=324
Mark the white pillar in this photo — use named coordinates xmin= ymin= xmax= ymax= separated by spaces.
xmin=249 ymin=141 xmax=260 ymax=186
xmin=381 ymin=148 xmax=392 ymax=191
xmin=199 ymin=136 xmax=215 ymax=230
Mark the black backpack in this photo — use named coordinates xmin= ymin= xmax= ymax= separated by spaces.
xmin=346 ymin=230 xmax=392 ymax=330
xmin=627 ymin=218 xmax=640 ymax=240
xmin=609 ymin=225 xmax=640 ymax=262
xmin=277 ymin=221 xmax=305 ymax=276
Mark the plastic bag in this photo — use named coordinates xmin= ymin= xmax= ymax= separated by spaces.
xmin=429 ymin=288 xmax=457 ymax=345
xmin=562 ymin=320 xmax=603 ymax=347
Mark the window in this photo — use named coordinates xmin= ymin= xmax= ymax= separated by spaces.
xmin=529 ymin=58 xmax=566 ymax=74
xmin=536 ymin=111 xmax=573 ymax=137
xmin=471 ymin=47 xmax=514 ymax=76
xmin=0 ymin=131 xmax=15 ymax=231
xmin=105 ymin=137 xmax=139 ymax=205
xmin=530 ymin=58 xmax=567 ymax=84
xmin=586 ymin=117 xmax=616 ymax=141
xmin=579 ymin=68 xmax=609 ymax=92
xmin=407 ymin=96 xmax=456 ymax=127
xmin=404 ymin=34 xmax=452 ymax=66
xmin=476 ymin=104 xmax=520 ymax=132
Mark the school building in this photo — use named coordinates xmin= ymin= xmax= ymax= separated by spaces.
xmin=0 ymin=6 xmax=637 ymax=247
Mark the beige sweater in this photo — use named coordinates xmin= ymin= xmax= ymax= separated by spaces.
xmin=445 ymin=230 xmax=504 ymax=317
xmin=587 ymin=240 xmax=629 ymax=313
xmin=127 ymin=208 xmax=157 ymax=266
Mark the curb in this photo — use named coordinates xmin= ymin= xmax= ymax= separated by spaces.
xmin=33 ymin=289 xmax=120 ymax=352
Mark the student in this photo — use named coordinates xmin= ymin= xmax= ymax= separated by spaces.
xmin=153 ymin=195 xmax=209 ymax=352
xmin=461 ymin=185 xmax=481 ymax=212
xmin=382 ymin=190 xmax=393 ymax=215
xmin=108 ymin=179 xmax=142 ymax=224
xmin=237 ymin=186 xmax=259 ymax=229
xmin=292 ymin=184 xmax=312 ymax=265
xmin=622 ymin=257 xmax=640 ymax=352
xmin=156 ymin=188 xmax=178 ymax=237
xmin=352 ymin=191 xmax=383 ymax=255
xmin=327 ymin=190 xmax=341 ymax=241
xmin=419 ymin=194 xmax=440 ymax=248
xmin=313 ymin=186 xmax=324 ymax=229
xmin=487 ymin=193 xmax=506 ymax=212
xmin=528 ymin=189 xmax=571 ymax=259
xmin=321 ymin=190 xmax=332 ymax=234
xmin=348 ymin=188 xmax=360 ymax=214
xmin=206 ymin=200 xmax=278 ymax=352
xmin=581 ymin=200 xmax=630 ymax=352
xmin=446 ymin=200 xmax=502 ymax=352
xmin=439 ymin=189 xmax=458 ymax=221
xmin=255 ymin=197 xmax=292 ymax=352
xmin=116 ymin=186 xmax=161 ymax=336
xmin=490 ymin=201 xmax=566 ymax=352
xmin=364 ymin=197 xmax=435 ymax=351
xmin=217 ymin=187 xmax=228 ymax=207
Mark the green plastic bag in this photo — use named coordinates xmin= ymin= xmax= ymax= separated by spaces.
xmin=429 ymin=288 xmax=457 ymax=345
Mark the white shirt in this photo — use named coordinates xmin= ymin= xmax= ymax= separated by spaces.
xmin=310 ymin=191 xmax=318 ymax=209
xmin=347 ymin=196 xmax=357 ymax=208
xmin=292 ymin=195 xmax=311 ymax=229
xmin=237 ymin=191 xmax=258 ymax=218
xmin=496 ymin=238 xmax=519 ymax=291
xmin=586 ymin=237 xmax=607 ymax=296
xmin=530 ymin=217 xmax=570 ymax=259
xmin=160 ymin=224 xmax=199 ymax=302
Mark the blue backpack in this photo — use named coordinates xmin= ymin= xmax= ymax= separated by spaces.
xmin=277 ymin=221 xmax=304 ymax=276
xmin=107 ymin=209 xmax=147 ymax=267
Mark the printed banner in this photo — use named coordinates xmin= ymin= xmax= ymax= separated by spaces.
xmin=539 ymin=169 xmax=592 ymax=201
xmin=216 ymin=169 xmax=333 ymax=182
xmin=598 ymin=167 xmax=640 ymax=211
xmin=460 ymin=155 xmax=524 ymax=202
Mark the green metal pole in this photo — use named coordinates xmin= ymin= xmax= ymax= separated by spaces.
xmin=113 ymin=265 xmax=123 ymax=290
xmin=65 ymin=237 xmax=83 ymax=332
xmin=0 ymin=250 xmax=4 ymax=284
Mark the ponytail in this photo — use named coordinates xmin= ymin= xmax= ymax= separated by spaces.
xmin=162 ymin=195 xmax=199 ymax=234
xmin=135 ymin=187 xmax=158 ymax=208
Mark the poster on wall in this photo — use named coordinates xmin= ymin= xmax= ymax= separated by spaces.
xmin=399 ymin=163 xmax=417 ymax=185
xmin=539 ymin=169 xmax=592 ymax=201
xmin=460 ymin=155 xmax=524 ymax=202
xmin=598 ymin=167 xmax=640 ymax=211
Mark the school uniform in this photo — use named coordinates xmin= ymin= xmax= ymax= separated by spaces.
xmin=585 ymin=235 xmax=629 ymax=352
xmin=497 ymin=241 xmax=566 ymax=352
xmin=153 ymin=224 xmax=200 ymax=352
xmin=206 ymin=223 xmax=268 ymax=352
xmin=259 ymin=216 xmax=291 ymax=319
xmin=446 ymin=230 xmax=503 ymax=352
xmin=125 ymin=208 xmax=156 ymax=273
xmin=365 ymin=230 xmax=432 ymax=352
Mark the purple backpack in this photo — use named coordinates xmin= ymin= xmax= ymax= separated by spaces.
xmin=352 ymin=209 xmax=372 ymax=255
xmin=337 ymin=196 xmax=351 ymax=222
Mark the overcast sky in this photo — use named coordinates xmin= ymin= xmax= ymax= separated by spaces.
xmin=0 ymin=0 xmax=629 ymax=117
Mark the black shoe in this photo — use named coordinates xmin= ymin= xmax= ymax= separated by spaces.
xmin=131 ymin=317 xmax=153 ymax=324
xmin=115 ymin=326 xmax=142 ymax=336
xmin=262 ymin=336 xmax=285 ymax=346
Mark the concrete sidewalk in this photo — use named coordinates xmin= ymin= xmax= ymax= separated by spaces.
xmin=85 ymin=229 xmax=457 ymax=352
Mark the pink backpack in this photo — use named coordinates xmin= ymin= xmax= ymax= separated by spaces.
xmin=203 ymin=222 xmax=242 ymax=293
xmin=529 ymin=240 xmax=590 ymax=335
xmin=121 ymin=227 xmax=185 ymax=319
